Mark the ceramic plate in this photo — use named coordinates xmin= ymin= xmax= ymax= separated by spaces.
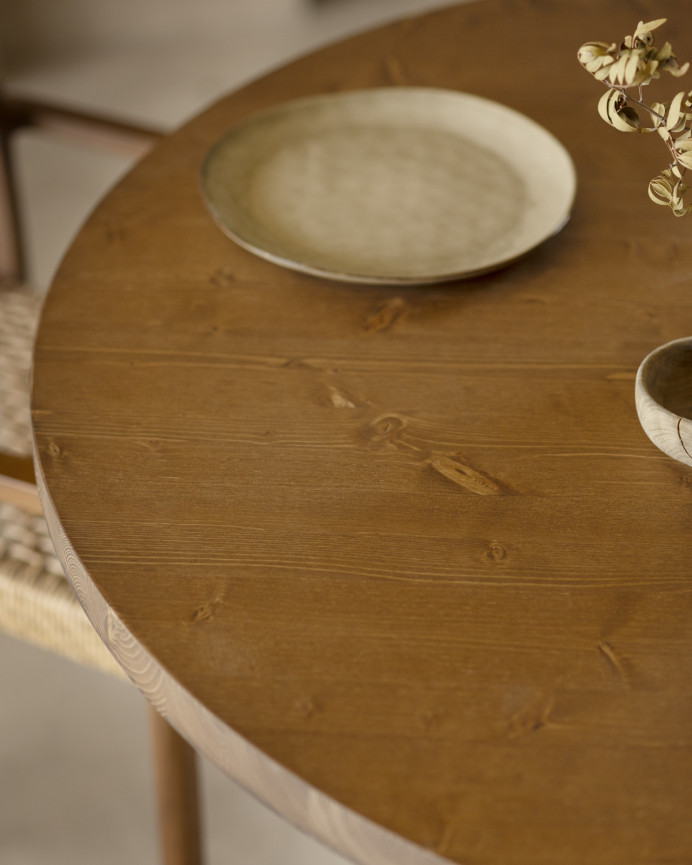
xmin=200 ymin=88 xmax=576 ymax=285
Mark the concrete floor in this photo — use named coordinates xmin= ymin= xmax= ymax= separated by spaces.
xmin=1 ymin=2 xmax=464 ymax=862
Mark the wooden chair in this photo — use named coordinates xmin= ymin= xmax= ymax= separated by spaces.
xmin=0 ymin=286 xmax=204 ymax=865
xmin=0 ymin=89 xmax=163 ymax=284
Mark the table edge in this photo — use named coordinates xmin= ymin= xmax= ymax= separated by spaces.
xmin=32 ymin=445 xmax=451 ymax=865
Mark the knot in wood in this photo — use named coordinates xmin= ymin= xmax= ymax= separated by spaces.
xmin=47 ymin=441 xmax=63 ymax=459
xmin=296 ymin=696 xmax=323 ymax=720
xmin=508 ymin=694 xmax=554 ymax=739
xmin=363 ymin=297 xmax=405 ymax=332
xmin=191 ymin=595 xmax=225 ymax=624
xmin=210 ymin=266 xmax=236 ymax=287
xmin=430 ymin=455 xmax=507 ymax=495
xmin=369 ymin=414 xmax=407 ymax=441
xmin=486 ymin=542 xmax=508 ymax=562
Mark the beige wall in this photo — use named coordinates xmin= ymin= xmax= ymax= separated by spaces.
xmin=2 ymin=0 xmax=308 ymax=69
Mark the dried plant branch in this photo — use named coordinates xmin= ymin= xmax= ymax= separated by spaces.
xmin=578 ymin=18 xmax=692 ymax=216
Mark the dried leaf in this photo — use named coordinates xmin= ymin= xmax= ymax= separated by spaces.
xmin=649 ymin=179 xmax=672 ymax=205
xmin=624 ymin=52 xmax=639 ymax=84
xmin=671 ymin=61 xmax=691 ymax=78
xmin=585 ymin=55 xmax=614 ymax=73
xmin=597 ymin=88 xmax=613 ymax=124
xmin=667 ymin=91 xmax=685 ymax=128
xmin=675 ymin=150 xmax=692 ymax=170
xmin=650 ymin=101 xmax=666 ymax=126
xmin=577 ymin=41 xmax=613 ymax=65
xmin=634 ymin=18 xmax=667 ymax=40
xmin=580 ymin=17 xmax=692 ymax=216
xmin=658 ymin=41 xmax=673 ymax=61
xmin=609 ymin=54 xmax=629 ymax=84
xmin=649 ymin=168 xmax=690 ymax=214
xmin=598 ymin=89 xmax=639 ymax=131
xmin=593 ymin=65 xmax=614 ymax=81
xmin=620 ymin=105 xmax=641 ymax=129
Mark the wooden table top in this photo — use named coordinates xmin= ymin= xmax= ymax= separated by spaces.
xmin=32 ymin=1 xmax=692 ymax=863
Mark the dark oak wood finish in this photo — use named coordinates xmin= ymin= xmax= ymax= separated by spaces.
xmin=32 ymin=2 xmax=692 ymax=863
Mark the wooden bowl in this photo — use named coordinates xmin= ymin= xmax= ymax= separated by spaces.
xmin=635 ymin=337 xmax=692 ymax=466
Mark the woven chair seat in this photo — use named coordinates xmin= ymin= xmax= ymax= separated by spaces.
xmin=1 ymin=95 xmax=202 ymax=858
xmin=0 ymin=289 xmax=41 ymax=457
xmin=0 ymin=288 xmax=127 ymax=679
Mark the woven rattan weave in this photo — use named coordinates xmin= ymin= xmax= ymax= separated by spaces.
xmin=0 ymin=288 xmax=127 ymax=678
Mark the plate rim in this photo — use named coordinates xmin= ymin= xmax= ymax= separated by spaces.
xmin=200 ymin=86 xmax=577 ymax=285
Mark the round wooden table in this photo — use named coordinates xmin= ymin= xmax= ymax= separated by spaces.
xmin=32 ymin=1 xmax=692 ymax=863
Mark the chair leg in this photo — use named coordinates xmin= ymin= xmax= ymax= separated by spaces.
xmin=0 ymin=92 xmax=163 ymax=287
xmin=149 ymin=705 xmax=204 ymax=865
xmin=0 ymin=118 xmax=24 ymax=284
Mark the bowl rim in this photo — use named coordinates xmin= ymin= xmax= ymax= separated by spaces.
xmin=635 ymin=335 xmax=692 ymax=420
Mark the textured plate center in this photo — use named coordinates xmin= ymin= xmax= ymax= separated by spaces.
xmin=246 ymin=126 xmax=525 ymax=277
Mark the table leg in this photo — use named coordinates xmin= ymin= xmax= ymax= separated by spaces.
xmin=149 ymin=705 xmax=204 ymax=865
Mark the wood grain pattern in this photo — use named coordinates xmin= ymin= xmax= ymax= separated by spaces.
xmin=31 ymin=2 xmax=692 ymax=864
xmin=35 ymin=463 xmax=445 ymax=865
